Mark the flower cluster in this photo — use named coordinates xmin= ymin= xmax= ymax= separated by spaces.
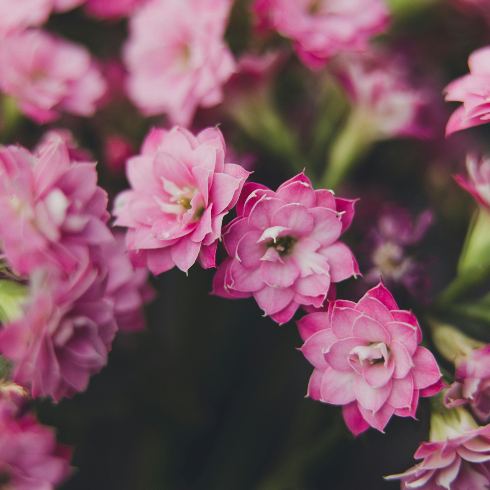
xmin=252 ymin=0 xmax=389 ymax=70
xmin=0 ymin=133 xmax=153 ymax=401
xmin=387 ymin=408 xmax=490 ymax=490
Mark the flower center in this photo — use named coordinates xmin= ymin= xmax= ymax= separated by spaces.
xmin=267 ymin=235 xmax=298 ymax=256
xmin=349 ymin=342 xmax=390 ymax=366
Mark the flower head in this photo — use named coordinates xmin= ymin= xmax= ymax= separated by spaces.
xmin=445 ymin=46 xmax=490 ymax=135
xmin=445 ymin=344 xmax=490 ymax=422
xmin=123 ymin=0 xmax=235 ymax=126
xmin=0 ymin=385 xmax=72 ymax=489
xmin=387 ymin=407 xmax=490 ymax=489
xmin=362 ymin=205 xmax=433 ymax=298
xmin=299 ymin=281 xmax=443 ymax=434
xmin=335 ymin=51 xmax=436 ymax=139
xmin=252 ymin=0 xmax=389 ymax=70
xmin=0 ymin=133 xmax=113 ymax=276
xmin=212 ymin=172 xmax=359 ymax=324
xmin=0 ymin=255 xmax=118 ymax=401
xmin=113 ymin=126 xmax=250 ymax=274
xmin=0 ymin=28 xmax=106 ymax=123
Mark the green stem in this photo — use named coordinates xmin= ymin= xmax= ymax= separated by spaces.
xmin=318 ymin=111 xmax=376 ymax=190
xmin=0 ymin=96 xmax=22 ymax=144
xmin=255 ymin=414 xmax=345 ymax=490
xmin=231 ymin=97 xmax=308 ymax=176
xmin=437 ymin=208 xmax=490 ymax=307
xmin=436 ymin=264 xmax=490 ymax=308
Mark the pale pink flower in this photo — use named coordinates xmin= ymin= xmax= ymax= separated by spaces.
xmin=84 ymin=0 xmax=146 ymax=18
xmin=445 ymin=345 xmax=490 ymax=422
xmin=387 ymin=408 xmax=490 ymax=490
xmin=445 ymin=46 xmax=490 ymax=136
xmin=0 ymin=254 xmax=118 ymax=401
xmin=299 ymin=281 xmax=443 ymax=434
xmin=113 ymin=126 xmax=250 ymax=274
xmin=455 ymin=154 xmax=490 ymax=210
xmin=335 ymin=51 xmax=436 ymax=139
xmin=212 ymin=172 xmax=359 ymax=324
xmin=252 ymin=0 xmax=389 ymax=70
xmin=100 ymin=232 xmax=155 ymax=332
xmin=123 ymin=0 xmax=235 ymax=126
xmin=0 ymin=392 xmax=72 ymax=489
xmin=0 ymin=0 xmax=52 ymax=35
xmin=0 ymin=29 xmax=107 ymax=124
xmin=0 ymin=133 xmax=113 ymax=276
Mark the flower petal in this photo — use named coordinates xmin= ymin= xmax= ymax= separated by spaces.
xmin=320 ymin=368 xmax=357 ymax=405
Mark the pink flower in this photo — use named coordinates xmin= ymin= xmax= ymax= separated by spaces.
xmin=84 ymin=0 xmax=146 ymax=18
xmin=212 ymin=172 xmax=359 ymax=324
xmin=387 ymin=407 xmax=490 ymax=490
xmin=113 ymin=126 xmax=250 ymax=274
xmin=0 ymin=0 xmax=52 ymax=35
xmin=123 ymin=0 xmax=235 ymax=126
xmin=0 ymin=133 xmax=113 ymax=276
xmin=252 ymin=0 xmax=389 ymax=70
xmin=103 ymin=135 xmax=136 ymax=176
xmin=445 ymin=46 xmax=490 ymax=136
xmin=100 ymin=232 xmax=155 ymax=332
xmin=0 ymin=29 xmax=106 ymax=123
xmin=445 ymin=345 xmax=490 ymax=422
xmin=0 ymin=254 xmax=118 ymax=401
xmin=455 ymin=154 xmax=490 ymax=210
xmin=299 ymin=281 xmax=443 ymax=434
xmin=335 ymin=51 xmax=436 ymax=139
xmin=0 ymin=390 xmax=72 ymax=489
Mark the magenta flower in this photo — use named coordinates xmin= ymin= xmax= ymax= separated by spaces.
xmin=0 ymin=133 xmax=113 ymax=276
xmin=362 ymin=205 xmax=433 ymax=298
xmin=0 ymin=28 xmax=106 ymax=123
xmin=100 ymin=232 xmax=155 ymax=333
xmin=212 ymin=172 xmax=359 ymax=324
xmin=0 ymin=255 xmax=118 ymax=401
xmin=299 ymin=281 xmax=443 ymax=434
xmin=445 ymin=345 xmax=490 ymax=422
xmin=113 ymin=126 xmax=250 ymax=274
xmin=335 ymin=51 xmax=436 ymax=139
xmin=455 ymin=154 xmax=490 ymax=210
xmin=387 ymin=408 xmax=490 ymax=490
xmin=0 ymin=391 xmax=72 ymax=489
xmin=252 ymin=0 xmax=389 ymax=70
xmin=445 ymin=46 xmax=490 ymax=136
xmin=123 ymin=0 xmax=235 ymax=126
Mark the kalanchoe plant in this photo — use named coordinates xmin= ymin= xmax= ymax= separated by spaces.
xmin=252 ymin=0 xmax=389 ymax=70
xmin=113 ymin=125 xmax=250 ymax=274
xmin=212 ymin=171 xmax=359 ymax=324
xmin=387 ymin=406 xmax=490 ymax=490
xmin=299 ymin=281 xmax=444 ymax=434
